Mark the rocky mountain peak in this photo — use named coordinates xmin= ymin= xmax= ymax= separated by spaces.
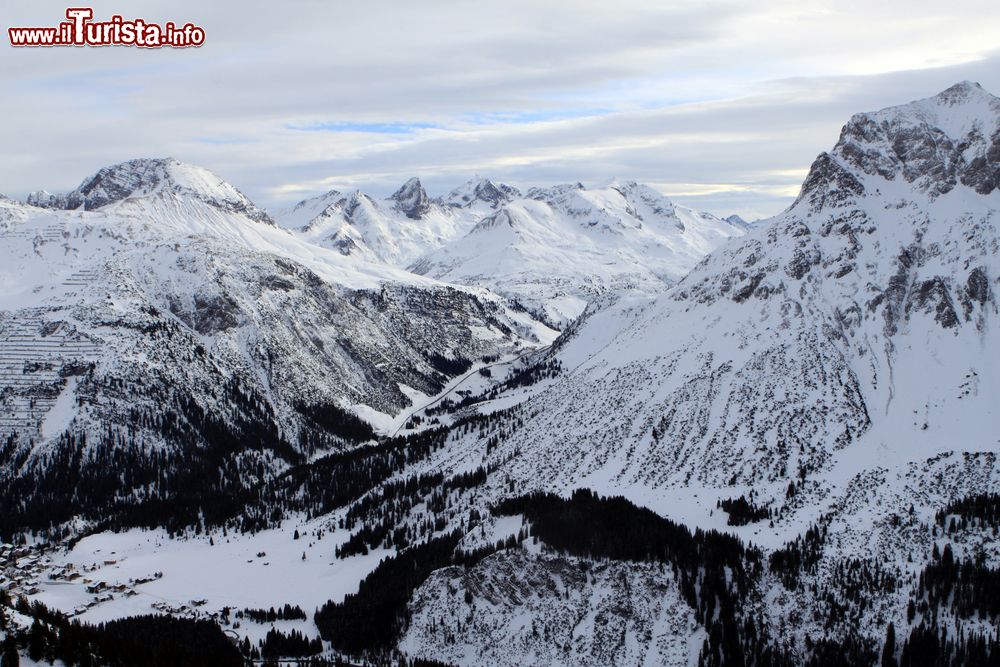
xmin=934 ymin=80 xmax=989 ymax=105
xmin=290 ymin=189 xmax=341 ymax=213
xmin=27 ymin=157 xmax=274 ymax=224
xmin=26 ymin=189 xmax=64 ymax=208
xmin=796 ymin=82 xmax=1000 ymax=210
xmin=447 ymin=177 xmax=520 ymax=208
xmin=724 ymin=214 xmax=751 ymax=229
xmin=390 ymin=177 xmax=431 ymax=219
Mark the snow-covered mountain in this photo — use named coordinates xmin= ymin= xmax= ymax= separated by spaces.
xmin=27 ymin=157 xmax=274 ymax=224
xmin=277 ymin=176 xmax=518 ymax=266
xmin=724 ymin=213 xmax=753 ymax=229
xmin=4 ymin=83 xmax=1000 ymax=667
xmin=0 ymin=158 xmax=553 ymax=536
xmin=380 ymin=82 xmax=1000 ymax=665
xmin=423 ymin=80 xmax=999 ymax=495
xmin=411 ymin=180 xmax=746 ymax=323
xmin=279 ymin=176 xmax=743 ymax=323
xmin=444 ymin=175 xmax=521 ymax=210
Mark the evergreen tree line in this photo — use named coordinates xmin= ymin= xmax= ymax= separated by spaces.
xmin=334 ymin=467 xmax=487 ymax=557
xmin=718 ymin=495 xmax=772 ymax=526
xmin=937 ymin=492 xmax=1000 ymax=531
xmin=271 ymin=427 xmax=451 ymax=522
xmin=315 ymin=531 xmax=465 ymax=655
xmin=239 ymin=603 xmax=307 ymax=623
xmin=0 ymin=593 xmax=243 ymax=667
xmin=768 ymin=522 xmax=828 ymax=590
xmin=425 ymin=353 xmax=473 ymax=377
xmin=294 ymin=401 xmax=376 ymax=443
xmin=261 ymin=627 xmax=323 ymax=659
xmin=896 ymin=622 xmax=1000 ymax=666
xmin=916 ymin=543 xmax=1000 ymax=623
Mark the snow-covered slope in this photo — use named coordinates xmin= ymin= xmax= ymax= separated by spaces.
xmin=430 ymin=80 xmax=999 ymax=496
xmin=411 ymin=181 xmax=746 ymax=323
xmin=388 ymin=82 xmax=1000 ymax=664
xmin=0 ymin=159 xmax=553 ymax=535
xmin=724 ymin=213 xmax=753 ymax=229
xmin=278 ymin=176 xmax=518 ymax=266
xmin=6 ymin=83 xmax=1000 ymax=667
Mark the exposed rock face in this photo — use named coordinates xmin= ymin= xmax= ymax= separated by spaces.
xmin=402 ymin=550 xmax=699 ymax=667
xmin=826 ymin=81 xmax=1000 ymax=199
xmin=446 ymin=178 xmax=520 ymax=208
xmin=391 ymin=177 xmax=431 ymax=219
xmin=26 ymin=158 xmax=275 ymax=224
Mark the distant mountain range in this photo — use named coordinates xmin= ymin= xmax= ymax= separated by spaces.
xmin=277 ymin=177 xmax=745 ymax=323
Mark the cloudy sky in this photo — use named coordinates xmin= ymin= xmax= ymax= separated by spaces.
xmin=4 ymin=0 xmax=1000 ymax=220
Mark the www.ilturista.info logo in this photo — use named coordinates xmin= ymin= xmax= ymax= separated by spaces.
xmin=8 ymin=8 xmax=205 ymax=48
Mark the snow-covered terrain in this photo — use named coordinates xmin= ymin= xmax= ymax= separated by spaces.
xmin=3 ymin=82 xmax=999 ymax=667
xmin=277 ymin=176 xmax=519 ymax=266
xmin=279 ymin=176 xmax=745 ymax=324
xmin=411 ymin=181 xmax=746 ymax=323
xmin=0 ymin=158 xmax=555 ymax=538
xmin=411 ymin=80 xmax=999 ymax=498
xmin=380 ymin=82 xmax=1000 ymax=665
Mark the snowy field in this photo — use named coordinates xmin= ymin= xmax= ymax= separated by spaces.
xmin=29 ymin=513 xmax=390 ymax=644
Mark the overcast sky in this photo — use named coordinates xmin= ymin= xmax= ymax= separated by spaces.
xmin=4 ymin=0 xmax=1000 ymax=220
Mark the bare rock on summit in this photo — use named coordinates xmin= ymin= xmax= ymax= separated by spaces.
xmin=390 ymin=176 xmax=431 ymax=219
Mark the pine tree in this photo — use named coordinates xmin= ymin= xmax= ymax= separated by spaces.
xmin=882 ymin=622 xmax=897 ymax=667
xmin=27 ymin=618 xmax=44 ymax=662
xmin=2 ymin=636 xmax=19 ymax=667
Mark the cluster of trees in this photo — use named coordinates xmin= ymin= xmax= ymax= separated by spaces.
xmin=768 ymin=521 xmax=828 ymax=590
xmin=718 ymin=494 xmax=771 ymax=526
xmin=937 ymin=492 xmax=1000 ymax=530
xmin=896 ymin=623 xmax=1000 ymax=666
xmin=277 ymin=427 xmax=451 ymax=522
xmin=423 ymin=395 xmax=478 ymax=417
xmin=336 ymin=467 xmax=489 ymax=558
xmin=335 ymin=472 xmax=447 ymax=558
xmin=804 ymin=637 xmax=878 ymax=666
xmin=425 ymin=353 xmax=472 ymax=377
xmin=261 ymin=627 xmax=323 ymax=659
xmin=295 ymin=400 xmax=377 ymax=444
xmin=316 ymin=532 xmax=465 ymax=654
xmin=916 ymin=543 xmax=1000 ymax=622
xmin=240 ymin=603 xmax=307 ymax=623
xmin=487 ymin=358 xmax=563 ymax=393
xmin=0 ymin=593 xmax=242 ymax=667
